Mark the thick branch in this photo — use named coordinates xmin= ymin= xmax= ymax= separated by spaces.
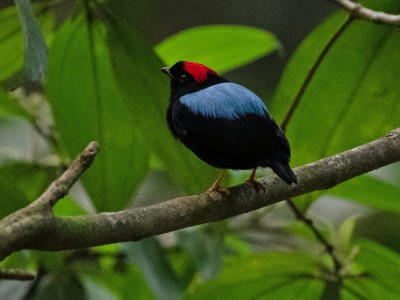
xmin=332 ymin=0 xmax=400 ymax=25
xmin=0 ymin=142 xmax=99 ymax=261
xmin=0 ymin=129 xmax=399 ymax=260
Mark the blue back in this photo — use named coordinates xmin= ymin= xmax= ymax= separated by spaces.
xmin=180 ymin=82 xmax=268 ymax=120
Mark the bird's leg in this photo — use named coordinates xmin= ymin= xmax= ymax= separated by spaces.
xmin=207 ymin=170 xmax=229 ymax=194
xmin=246 ymin=168 xmax=265 ymax=194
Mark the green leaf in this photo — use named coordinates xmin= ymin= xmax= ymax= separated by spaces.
xmin=35 ymin=274 xmax=85 ymax=300
xmin=272 ymin=2 xmax=400 ymax=207
xmin=178 ymin=229 xmax=223 ymax=280
xmin=342 ymin=239 xmax=400 ymax=299
xmin=14 ymin=0 xmax=48 ymax=81
xmin=328 ymin=175 xmax=400 ymax=212
xmin=47 ymin=16 xmax=149 ymax=211
xmin=106 ymin=14 xmax=217 ymax=194
xmin=0 ymin=7 xmax=24 ymax=80
xmin=355 ymin=212 xmax=400 ymax=252
xmin=0 ymin=90 xmax=32 ymax=120
xmin=185 ymin=252 xmax=323 ymax=300
xmin=80 ymin=264 xmax=153 ymax=300
xmin=337 ymin=216 xmax=357 ymax=254
xmin=53 ymin=196 xmax=87 ymax=217
xmin=81 ymin=276 xmax=118 ymax=300
xmin=0 ymin=163 xmax=56 ymax=219
xmin=155 ymin=25 xmax=280 ymax=73
xmin=124 ymin=238 xmax=184 ymax=300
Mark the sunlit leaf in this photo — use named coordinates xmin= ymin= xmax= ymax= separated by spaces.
xmin=155 ymin=25 xmax=280 ymax=73
xmin=47 ymin=16 xmax=149 ymax=211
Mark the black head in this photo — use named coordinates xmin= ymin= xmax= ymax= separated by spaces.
xmin=161 ymin=61 xmax=228 ymax=99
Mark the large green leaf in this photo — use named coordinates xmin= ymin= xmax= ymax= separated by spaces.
xmin=272 ymin=2 xmax=400 ymax=207
xmin=124 ymin=238 xmax=184 ymax=300
xmin=341 ymin=239 xmax=400 ymax=299
xmin=0 ymin=90 xmax=32 ymax=120
xmin=185 ymin=252 xmax=323 ymax=299
xmin=106 ymin=14 xmax=217 ymax=194
xmin=0 ymin=163 xmax=56 ymax=219
xmin=0 ymin=7 xmax=24 ymax=80
xmin=328 ymin=175 xmax=400 ymax=212
xmin=47 ymin=16 xmax=149 ymax=211
xmin=155 ymin=25 xmax=280 ymax=73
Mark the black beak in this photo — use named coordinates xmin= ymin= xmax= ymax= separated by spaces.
xmin=161 ymin=67 xmax=174 ymax=79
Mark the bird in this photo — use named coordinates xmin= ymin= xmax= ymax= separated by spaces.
xmin=161 ymin=61 xmax=297 ymax=193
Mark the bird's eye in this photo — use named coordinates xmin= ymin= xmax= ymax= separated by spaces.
xmin=179 ymin=74 xmax=189 ymax=82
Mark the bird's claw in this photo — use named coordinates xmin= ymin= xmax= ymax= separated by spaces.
xmin=246 ymin=179 xmax=265 ymax=194
xmin=207 ymin=186 xmax=230 ymax=195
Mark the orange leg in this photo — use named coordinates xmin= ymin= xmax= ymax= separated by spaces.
xmin=207 ymin=170 xmax=227 ymax=193
xmin=246 ymin=168 xmax=265 ymax=194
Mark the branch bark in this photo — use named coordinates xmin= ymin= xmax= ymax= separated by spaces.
xmin=0 ymin=129 xmax=399 ymax=261
xmin=332 ymin=0 xmax=400 ymax=25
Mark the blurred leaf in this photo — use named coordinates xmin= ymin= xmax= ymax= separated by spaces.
xmin=328 ymin=175 xmax=400 ymax=212
xmin=0 ymin=91 xmax=32 ymax=120
xmin=35 ymin=274 xmax=85 ymax=300
xmin=81 ymin=276 xmax=118 ymax=300
xmin=106 ymin=13 xmax=217 ymax=194
xmin=155 ymin=25 xmax=280 ymax=73
xmin=185 ymin=252 xmax=323 ymax=300
xmin=355 ymin=212 xmax=400 ymax=252
xmin=47 ymin=16 xmax=149 ymax=211
xmin=341 ymin=239 xmax=400 ymax=299
xmin=0 ymin=163 xmax=56 ymax=219
xmin=224 ymin=234 xmax=252 ymax=257
xmin=337 ymin=216 xmax=357 ymax=254
xmin=124 ymin=238 xmax=184 ymax=300
xmin=178 ymin=229 xmax=223 ymax=280
xmin=272 ymin=2 xmax=400 ymax=208
xmin=53 ymin=196 xmax=87 ymax=216
xmin=0 ymin=7 xmax=24 ymax=81
xmin=14 ymin=0 xmax=48 ymax=81
xmin=80 ymin=264 xmax=153 ymax=300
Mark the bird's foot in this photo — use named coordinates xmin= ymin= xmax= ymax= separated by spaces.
xmin=207 ymin=170 xmax=230 ymax=195
xmin=246 ymin=178 xmax=265 ymax=194
xmin=207 ymin=184 xmax=230 ymax=195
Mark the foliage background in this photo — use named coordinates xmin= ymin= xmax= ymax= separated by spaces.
xmin=0 ymin=0 xmax=399 ymax=299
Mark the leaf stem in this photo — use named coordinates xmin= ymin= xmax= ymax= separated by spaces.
xmin=280 ymin=15 xmax=354 ymax=131
xmin=286 ymin=199 xmax=342 ymax=279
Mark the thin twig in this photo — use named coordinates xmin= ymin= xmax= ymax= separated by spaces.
xmin=279 ymin=15 xmax=352 ymax=275
xmin=332 ymin=0 xmax=400 ymax=25
xmin=286 ymin=199 xmax=342 ymax=279
xmin=0 ymin=268 xmax=36 ymax=281
xmin=280 ymin=16 xmax=353 ymax=131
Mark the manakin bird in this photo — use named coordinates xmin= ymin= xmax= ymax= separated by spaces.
xmin=162 ymin=61 xmax=297 ymax=192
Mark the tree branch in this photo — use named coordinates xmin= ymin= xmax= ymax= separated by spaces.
xmin=332 ymin=0 xmax=400 ymax=25
xmin=0 ymin=129 xmax=399 ymax=261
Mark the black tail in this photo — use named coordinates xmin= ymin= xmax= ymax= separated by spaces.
xmin=270 ymin=160 xmax=297 ymax=185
